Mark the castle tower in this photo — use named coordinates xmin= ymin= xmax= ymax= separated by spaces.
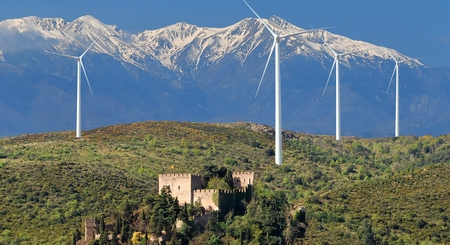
xmin=232 ymin=171 xmax=255 ymax=189
xmin=159 ymin=174 xmax=202 ymax=204
xmin=84 ymin=218 xmax=97 ymax=242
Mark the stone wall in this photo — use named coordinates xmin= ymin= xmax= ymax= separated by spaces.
xmin=232 ymin=171 xmax=255 ymax=188
xmin=84 ymin=218 xmax=97 ymax=242
xmin=159 ymin=174 xmax=202 ymax=204
xmin=193 ymin=189 xmax=219 ymax=211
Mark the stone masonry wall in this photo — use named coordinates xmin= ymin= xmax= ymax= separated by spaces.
xmin=232 ymin=171 xmax=255 ymax=188
xmin=159 ymin=174 xmax=202 ymax=204
xmin=193 ymin=189 xmax=219 ymax=211
xmin=84 ymin=218 xmax=97 ymax=242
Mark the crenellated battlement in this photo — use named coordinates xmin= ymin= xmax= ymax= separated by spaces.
xmin=194 ymin=189 xmax=218 ymax=194
xmin=193 ymin=188 xmax=247 ymax=194
xmin=159 ymin=173 xmax=201 ymax=178
xmin=232 ymin=171 xmax=254 ymax=175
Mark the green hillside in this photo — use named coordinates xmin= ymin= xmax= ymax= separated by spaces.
xmin=0 ymin=121 xmax=449 ymax=244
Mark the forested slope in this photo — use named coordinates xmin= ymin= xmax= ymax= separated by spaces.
xmin=0 ymin=121 xmax=449 ymax=244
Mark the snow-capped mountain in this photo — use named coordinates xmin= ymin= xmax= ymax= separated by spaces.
xmin=0 ymin=15 xmax=448 ymax=137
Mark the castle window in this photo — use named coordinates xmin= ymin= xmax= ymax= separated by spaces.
xmin=249 ymin=178 xmax=251 ymax=185
xmin=178 ymin=185 xmax=180 ymax=190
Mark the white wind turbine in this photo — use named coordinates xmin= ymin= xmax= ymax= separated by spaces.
xmin=385 ymin=50 xmax=406 ymax=137
xmin=243 ymin=0 xmax=317 ymax=165
xmin=320 ymin=35 xmax=368 ymax=141
xmin=52 ymin=42 xmax=95 ymax=138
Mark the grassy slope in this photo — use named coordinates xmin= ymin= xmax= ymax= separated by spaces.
xmin=0 ymin=121 xmax=449 ymax=244
xmin=304 ymin=165 xmax=450 ymax=244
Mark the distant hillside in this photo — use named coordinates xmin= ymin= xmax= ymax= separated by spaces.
xmin=304 ymin=165 xmax=450 ymax=244
xmin=0 ymin=121 xmax=449 ymax=243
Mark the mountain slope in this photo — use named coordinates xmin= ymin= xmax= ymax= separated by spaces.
xmin=0 ymin=15 xmax=448 ymax=137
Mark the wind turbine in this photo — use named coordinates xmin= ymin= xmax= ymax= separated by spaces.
xmin=243 ymin=0 xmax=316 ymax=165
xmin=385 ymin=49 xmax=406 ymax=137
xmin=320 ymin=35 xmax=368 ymax=141
xmin=52 ymin=42 xmax=95 ymax=138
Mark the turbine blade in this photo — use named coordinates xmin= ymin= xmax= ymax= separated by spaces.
xmin=242 ymin=0 xmax=277 ymax=37
xmin=386 ymin=65 xmax=397 ymax=93
xmin=279 ymin=24 xmax=336 ymax=39
xmin=255 ymin=40 xmax=276 ymax=97
xmin=319 ymin=35 xmax=338 ymax=56
xmin=50 ymin=52 xmax=78 ymax=59
xmin=80 ymin=42 xmax=95 ymax=58
xmin=80 ymin=60 xmax=94 ymax=95
xmin=323 ymin=59 xmax=336 ymax=95
xmin=280 ymin=29 xmax=315 ymax=39
xmin=309 ymin=25 xmax=338 ymax=33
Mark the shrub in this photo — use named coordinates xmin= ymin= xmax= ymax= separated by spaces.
xmin=265 ymin=148 xmax=275 ymax=156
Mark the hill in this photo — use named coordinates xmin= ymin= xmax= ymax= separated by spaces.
xmin=305 ymin=165 xmax=450 ymax=244
xmin=0 ymin=121 xmax=449 ymax=244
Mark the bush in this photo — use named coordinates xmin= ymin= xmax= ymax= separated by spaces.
xmin=224 ymin=158 xmax=237 ymax=166
xmin=416 ymin=219 xmax=427 ymax=228
xmin=265 ymin=148 xmax=275 ymax=156
xmin=306 ymin=196 xmax=322 ymax=204
xmin=250 ymin=140 xmax=261 ymax=148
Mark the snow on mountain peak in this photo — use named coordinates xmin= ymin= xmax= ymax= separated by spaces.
xmin=0 ymin=14 xmax=424 ymax=72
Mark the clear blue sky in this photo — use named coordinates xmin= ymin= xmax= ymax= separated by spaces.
xmin=3 ymin=0 xmax=450 ymax=67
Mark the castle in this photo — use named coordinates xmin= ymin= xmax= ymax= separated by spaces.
xmin=158 ymin=171 xmax=255 ymax=212
xmin=78 ymin=171 xmax=255 ymax=244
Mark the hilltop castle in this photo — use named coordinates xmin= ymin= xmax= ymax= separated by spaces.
xmin=158 ymin=171 xmax=255 ymax=212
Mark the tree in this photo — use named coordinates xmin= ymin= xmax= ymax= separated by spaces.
xmin=72 ymin=229 xmax=82 ymax=245
xmin=235 ymin=187 xmax=289 ymax=244
xmin=99 ymin=232 xmax=108 ymax=245
xmin=149 ymin=187 xmax=179 ymax=236
xmin=179 ymin=203 xmax=189 ymax=221
xmin=131 ymin=232 xmax=143 ymax=245
xmin=111 ymin=228 xmax=120 ymax=245
xmin=358 ymin=219 xmax=376 ymax=245
xmin=206 ymin=177 xmax=231 ymax=190
xmin=224 ymin=169 xmax=234 ymax=189
xmin=143 ymin=230 xmax=149 ymax=245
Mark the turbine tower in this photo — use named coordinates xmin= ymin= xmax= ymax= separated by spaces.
xmin=320 ymin=35 xmax=366 ymax=141
xmin=386 ymin=51 xmax=406 ymax=137
xmin=53 ymin=42 xmax=95 ymax=138
xmin=243 ymin=0 xmax=316 ymax=165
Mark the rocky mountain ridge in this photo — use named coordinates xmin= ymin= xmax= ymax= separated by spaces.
xmin=0 ymin=15 xmax=447 ymax=137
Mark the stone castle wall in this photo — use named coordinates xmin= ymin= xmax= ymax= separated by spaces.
xmin=193 ymin=189 xmax=219 ymax=211
xmin=232 ymin=171 xmax=255 ymax=188
xmin=159 ymin=174 xmax=202 ymax=204
xmin=84 ymin=218 xmax=97 ymax=242
xmin=194 ymin=189 xmax=250 ymax=213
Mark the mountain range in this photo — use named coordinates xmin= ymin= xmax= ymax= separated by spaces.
xmin=0 ymin=15 xmax=449 ymax=137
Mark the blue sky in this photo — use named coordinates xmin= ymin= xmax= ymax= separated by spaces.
xmin=3 ymin=0 xmax=450 ymax=67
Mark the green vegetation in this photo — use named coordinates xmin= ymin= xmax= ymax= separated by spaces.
xmin=0 ymin=121 xmax=449 ymax=244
